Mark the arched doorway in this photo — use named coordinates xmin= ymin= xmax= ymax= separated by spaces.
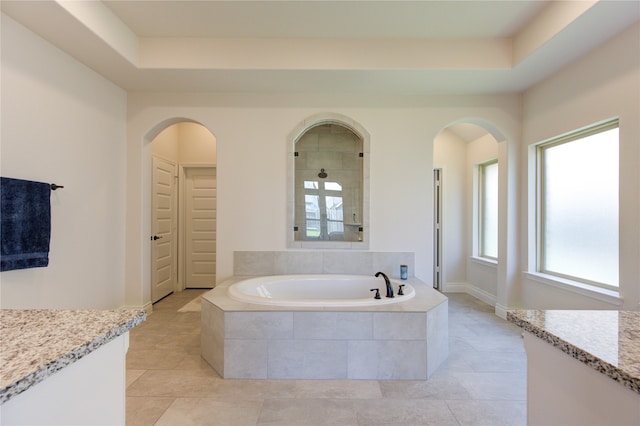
xmin=433 ymin=121 xmax=503 ymax=305
xmin=149 ymin=121 xmax=217 ymax=302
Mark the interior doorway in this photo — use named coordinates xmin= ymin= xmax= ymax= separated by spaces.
xmin=150 ymin=122 xmax=217 ymax=302
xmin=433 ymin=121 xmax=499 ymax=296
xmin=433 ymin=168 xmax=442 ymax=290
xmin=151 ymin=156 xmax=177 ymax=302
xmin=181 ymin=166 xmax=217 ymax=288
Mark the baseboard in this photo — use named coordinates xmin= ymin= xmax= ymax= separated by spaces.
xmin=494 ymin=303 xmax=509 ymax=320
xmin=466 ymin=284 xmax=497 ymax=307
xmin=442 ymin=282 xmax=498 ymax=309
xmin=441 ymin=282 xmax=468 ymax=293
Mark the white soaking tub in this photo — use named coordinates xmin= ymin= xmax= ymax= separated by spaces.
xmin=227 ymin=274 xmax=415 ymax=307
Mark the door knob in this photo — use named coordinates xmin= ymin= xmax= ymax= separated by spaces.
xmin=151 ymin=235 xmax=163 ymax=241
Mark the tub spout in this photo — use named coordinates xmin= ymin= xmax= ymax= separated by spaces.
xmin=375 ymin=272 xmax=394 ymax=298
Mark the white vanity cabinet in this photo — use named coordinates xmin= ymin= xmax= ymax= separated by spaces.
xmin=509 ymin=310 xmax=640 ymax=426
xmin=0 ymin=309 xmax=145 ymax=426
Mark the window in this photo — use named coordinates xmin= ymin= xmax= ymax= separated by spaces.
xmin=303 ymin=180 xmax=344 ymax=240
xmin=537 ymin=119 xmax=619 ymax=289
xmin=479 ymin=160 xmax=498 ymax=259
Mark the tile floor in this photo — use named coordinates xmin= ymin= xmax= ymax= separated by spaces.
xmin=126 ymin=290 xmax=527 ymax=425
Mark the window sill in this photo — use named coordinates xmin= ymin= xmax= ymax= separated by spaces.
xmin=523 ymin=272 xmax=622 ymax=306
xmin=470 ymin=256 xmax=497 ymax=267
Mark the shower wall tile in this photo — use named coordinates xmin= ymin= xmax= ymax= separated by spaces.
xmin=296 ymin=133 xmax=318 ymax=151
xmin=306 ymin=151 xmax=343 ymax=170
xmin=294 ymin=312 xmax=373 ymax=340
xmin=268 ymin=340 xmax=348 ymax=379
xmin=341 ymin=152 xmax=361 ymax=170
xmin=225 ymin=312 xmax=293 ymax=339
xmin=224 ymin=339 xmax=268 ymax=379
xmin=373 ymin=312 xmax=426 ymax=340
xmin=322 ymin=251 xmax=373 ymax=274
xmin=320 ymin=133 xmax=357 ymax=152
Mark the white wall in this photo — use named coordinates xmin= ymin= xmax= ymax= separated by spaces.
xmin=151 ymin=122 xmax=216 ymax=164
xmin=125 ymin=95 xmax=521 ymax=307
xmin=521 ymin=22 xmax=640 ymax=310
xmin=151 ymin=123 xmax=180 ymax=162
xmin=466 ymin=134 xmax=499 ymax=299
xmin=433 ymin=129 xmax=468 ymax=288
xmin=178 ymin=122 xmax=217 ymax=164
xmin=0 ymin=14 xmax=128 ymax=309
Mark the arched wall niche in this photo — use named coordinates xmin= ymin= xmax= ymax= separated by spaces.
xmin=287 ymin=113 xmax=370 ymax=249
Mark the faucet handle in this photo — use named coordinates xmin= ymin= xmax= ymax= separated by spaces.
xmin=370 ymin=288 xmax=381 ymax=299
xmin=398 ymin=284 xmax=405 ymax=296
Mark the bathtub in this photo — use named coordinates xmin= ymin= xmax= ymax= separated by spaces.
xmin=227 ymin=274 xmax=415 ymax=307
xmin=202 ymin=274 xmax=449 ymax=380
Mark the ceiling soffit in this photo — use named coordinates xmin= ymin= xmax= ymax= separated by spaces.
xmin=1 ymin=1 xmax=638 ymax=93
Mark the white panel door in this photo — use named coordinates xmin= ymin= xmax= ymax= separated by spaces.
xmin=185 ymin=167 xmax=216 ymax=288
xmin=151 ymin=157 xmax=176 ymax=302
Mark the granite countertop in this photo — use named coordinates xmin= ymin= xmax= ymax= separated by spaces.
xmin=0 ymin=308 xmax=146 ymax=404
xmin=507 ymin=309 xmax=640 ymax=394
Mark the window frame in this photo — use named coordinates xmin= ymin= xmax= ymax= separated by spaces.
xmin=478 ymin=159 xmax=499 ymax=260
xmin=535 ymin=118 xmax=619 ymax=291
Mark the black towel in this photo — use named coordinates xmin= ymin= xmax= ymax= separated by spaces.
xmin=1 ymin=177 xmax=51 ymax=272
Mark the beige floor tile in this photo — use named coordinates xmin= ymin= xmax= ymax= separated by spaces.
xmin=126 ymin=348 xmax=189 ymax=370
xmin=126 ymin=396 xmax=175 ymax=426
xmin=379 ymin=377 xmax=472 ymax=400
xmin=258 ymin=398 xmax=358 ymax=426
xmin=126 ymin=369 xmax=221 ymax=398
xmin=447 ymin=399 xmax=527 ymax=426
xmin=155 ymin=397 xmax=263 ymax=426
xmin=175 ymin=354 xmax=221 ymax=372
xmin=354 ymin=399 xmax=459 ymax=425
xmin=126 ymin=369 xmax=146 ymax=387
xmin=454 ymin=371 xmax=527 ymax=401
xmin=294 ymin=380 xmax=382 ymax=399
xmin=208 ymin=379 xmax=298 ymax=401
xmin=153 ymin=333 xmax=201 ymax=352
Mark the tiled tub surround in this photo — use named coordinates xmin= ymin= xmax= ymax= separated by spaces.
xmin=508 ymin=310 xmax=640 ymax=425
xmin=201 ymin=276 xmax=448 ymax=380
xmin=0 ymin=308 xmax=146 ymax=403
xmin=233 ymin=251 xmax=415 ymax=278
